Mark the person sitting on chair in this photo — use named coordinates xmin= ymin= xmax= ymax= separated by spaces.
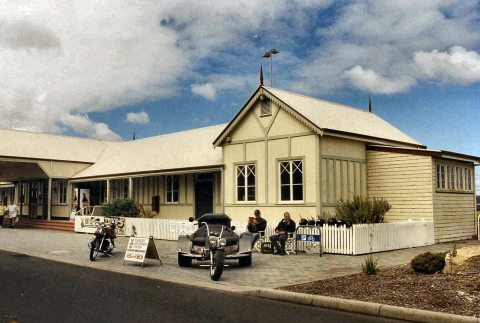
xmin=269 ymin=212 xmax=296 ymax=255
xmin=243 ymin=209 xmax=267 ymax=248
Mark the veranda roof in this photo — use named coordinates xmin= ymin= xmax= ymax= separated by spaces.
xmin=72 ymin=124 xmax=226 ymax=179
xmin=0 ymin=129 xmax=116 ymax=163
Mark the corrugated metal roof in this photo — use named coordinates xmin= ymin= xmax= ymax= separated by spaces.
xmin=0 ymin=129 xmax=116 ymax=163
xmin=72 ymin=124 xmax=226 ymax=179
xmin=263 ymin=87 xmax=423 ymax=147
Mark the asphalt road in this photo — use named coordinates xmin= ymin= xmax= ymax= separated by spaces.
xmin=0 ymin=250 xmax=408 ymax=323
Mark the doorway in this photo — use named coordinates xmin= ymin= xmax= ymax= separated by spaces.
xmin=195 ymin=174 xmax=214 ymax=219
xmin=28 ymin=182 xmax=38 ymax=219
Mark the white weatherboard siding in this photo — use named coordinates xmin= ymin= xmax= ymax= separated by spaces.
xmin=367 ymin=151 xmax=434 ymax=222
xmin=432 ymin=160 xmax=476 ymax=242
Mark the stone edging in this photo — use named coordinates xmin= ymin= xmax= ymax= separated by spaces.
xmin=244 ymin=288 xmax=479 ymax=323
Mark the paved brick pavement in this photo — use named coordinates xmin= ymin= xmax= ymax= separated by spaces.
xmin=0 ymin=227 xmax=478 ymax=289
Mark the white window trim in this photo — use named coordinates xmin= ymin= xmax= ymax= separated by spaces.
xmin=165 ymin=175 xmax=180 ymax=204
xmin=436 ymin=162 xmax=474 ymax=193
xmin=52 ymin=179 xmax=68 ymax=205
xmin=278 ymin=158 xmax=305 ymax=204
xmin=235 ymin=163 xmax=257 ymax=203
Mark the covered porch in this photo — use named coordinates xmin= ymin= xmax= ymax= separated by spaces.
xmin=70 ymin=166 xmax=224 ymax=220
xmin=0 ymin=157 xmax=92 ymax=221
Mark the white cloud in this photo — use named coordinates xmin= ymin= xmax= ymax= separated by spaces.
xmin=0 ymin=0 xmax=188 ymax=138
xmin=192 ymin=116 xmax=212 ymax=127
xmin=1 ymin=0 xmax=335 ymax=137
xmin=295 ymin=0 xmax=480 ymax=94
xmin=0 ymin=20 xmax=61 ymax=51
xmin=191 ymin=83 xmax=217 ymax=101
xmin=190 ymin=74 xmax=257 ymax=100
xmin=60 ymin=114 xmax=121 ymax=140
xmin=414 ymin=46 xmax=480 ymax=85
xmin=2 ymin=0 xmax=480 ymax=138
xmin=126 ymin=111 xmax=150 ymax=124
xmin=343 ymin=66 xmax=417 ymax=94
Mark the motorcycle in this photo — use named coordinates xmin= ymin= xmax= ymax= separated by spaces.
xmin=178 ymin=214 xmax=251 ymax=281
xmin=204 ymin=222 xmax=227 ymax=281
xmin=88 ymin=219 xmax=117 ymax=261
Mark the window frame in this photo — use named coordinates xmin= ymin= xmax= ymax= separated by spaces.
xmin=436 ymin=164 xmax=446 ymax=189
xmin=235 ymin=162 xmax=257 ymax=203
xmin=277 ymin=158 xmax=305 ymax=203
xmin=123 ymin=179 xmax=129 ymax=199
xmin=59 ymin=180 xmax=67 ymax=204
xmin=99 ymin=180 xmax=108 ymax=204
xmin=51 ymin=179 xmax=68 ymax=205
xmin=165 ymin=175 xmax=180 ymax=204
xmin=436 ymin=162 xmax=474 ymax=193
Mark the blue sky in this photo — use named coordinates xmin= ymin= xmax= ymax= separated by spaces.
xmin=1 ymin=0 xmax=480 ymax=160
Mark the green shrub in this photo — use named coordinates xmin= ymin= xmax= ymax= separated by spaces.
xmin=362 ymin=254 xmax=380 ymax=275
xmin=334 ymin=196 xmax=391 ymax=224
xmin=101 ymin=198 xmax=142 ymax=218
xmin=411 ymin=252 xmax=446 ymax=274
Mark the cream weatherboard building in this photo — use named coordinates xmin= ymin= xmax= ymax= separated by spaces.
xmin=0 ymin=86 xmax=478 ymax=243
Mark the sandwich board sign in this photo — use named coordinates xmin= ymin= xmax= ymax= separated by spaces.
xmin=123 ymin=236 xmax=162 ymax=267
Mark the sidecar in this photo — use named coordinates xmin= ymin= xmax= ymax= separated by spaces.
xmin=177 ymin=213 xmax=252 ymax=267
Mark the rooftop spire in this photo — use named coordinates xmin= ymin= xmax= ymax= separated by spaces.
xmin=133 ymin=131 xmax=136 ymax=140
xmin=369 ymin=95 xmax=372 ymax=113
xmin=260 ymin=65 xmax=264 ymax=86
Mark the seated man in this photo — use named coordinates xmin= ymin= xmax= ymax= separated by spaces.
xmin=242 ymin=209 xmax=267 ymax=248
xmin=269 ymin=212 xmax=296 ymax=255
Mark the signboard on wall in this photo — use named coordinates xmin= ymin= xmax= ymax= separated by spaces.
xmin=74 ymin=216 xmax=126 ymax=236
xmin=73 ymin=188 xmax=79 ymax=212
xmin=79 ymin=189 xmax=90 ymax=215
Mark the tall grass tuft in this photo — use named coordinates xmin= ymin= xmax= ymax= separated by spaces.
xmin=362 ymin=254 xmax=381 ymax=275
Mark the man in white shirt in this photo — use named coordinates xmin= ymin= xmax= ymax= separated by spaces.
xmin=7 ymin=200 xmax=18 ymax=229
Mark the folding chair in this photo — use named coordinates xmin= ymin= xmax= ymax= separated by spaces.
xmin=285 ymin=232 xmax=296 ymax=255
xmin=252 ymin=231 xmax=266 ymax=252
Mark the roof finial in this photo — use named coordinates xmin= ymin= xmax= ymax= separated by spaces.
xmin=260 ymin=65 xmax=264 ymax=86
xmin=369 ymin=95 xmax=372 ymax=113
xmin=133 ymin=131 xmax=136 ymax=140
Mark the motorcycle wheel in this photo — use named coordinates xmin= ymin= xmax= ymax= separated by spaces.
xmin=87 ymin=236 xmax=95 ymax=249
xmin=89 ymin=237 xmax=100 ymax=261
xmin=210 ymin=250 xmax=225 ymax=281
xmin=178 ymin=253 xmax=192 ymax=267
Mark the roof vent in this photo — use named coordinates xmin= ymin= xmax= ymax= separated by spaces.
xmin=261 ymin=100 xmax=271 ymax=116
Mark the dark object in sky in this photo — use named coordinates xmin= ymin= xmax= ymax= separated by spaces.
xmin=260 ymin=65 xmax=264 ymax=86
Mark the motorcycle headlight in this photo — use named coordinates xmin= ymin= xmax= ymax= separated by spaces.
xmin=219 ymin=238 xmax=226 ymax=246
xmin=208 ymin=236 xmax=217 ymax=245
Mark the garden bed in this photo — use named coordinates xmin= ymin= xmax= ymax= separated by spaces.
xmin=279 ymin=258 xmax=480 ymax=318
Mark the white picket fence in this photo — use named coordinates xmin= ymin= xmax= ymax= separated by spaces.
xmin=75 ymin=217 xmax=435 ymax=255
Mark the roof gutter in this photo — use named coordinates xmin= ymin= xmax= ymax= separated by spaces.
xmin=71 ymin=164 xmax=225 ymax=182
xmin=367 ymin=145 xmax=480 ymax=163
xmin=328 ymin=130 xmax=426 ymax=149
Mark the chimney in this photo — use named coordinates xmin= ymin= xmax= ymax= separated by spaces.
xmin=260 ymin=65 xmax=264 ymax=86
xmin=369 ymin=95 xmax=372 ymax=113
xmin=133 ymin=131 xmax=136 ymax=140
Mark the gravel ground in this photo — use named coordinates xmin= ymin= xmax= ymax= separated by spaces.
xmin=280 ymin=257 xmax=480 ymax=318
